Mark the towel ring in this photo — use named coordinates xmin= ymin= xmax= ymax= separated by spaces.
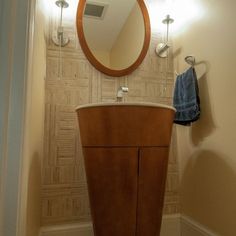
xmin=185 ymin=55 xmax=195 ymax=66
xmin=175 ymin=55 xmax=196 ymax=76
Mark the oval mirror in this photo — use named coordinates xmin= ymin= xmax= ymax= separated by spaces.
xmin=76 ymin=0 xmax=151 ymax=77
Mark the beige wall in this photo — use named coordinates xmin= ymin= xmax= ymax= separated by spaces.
xmin=173 ymin=0 xmax=236 ymax=235
xmin=22 ymin=0 xmax=47 ymax=235
xmin=110 ymin=3 xmax=145 ymax=70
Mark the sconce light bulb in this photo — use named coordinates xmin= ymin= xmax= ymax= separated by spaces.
xmin=162 ymin=15 xmax=174 ymax=25
xmin=55 ymin=0 xmax=69 ymax=8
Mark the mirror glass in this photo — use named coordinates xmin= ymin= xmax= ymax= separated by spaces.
xmin=77 ymin=0 xmax=150 ymax=76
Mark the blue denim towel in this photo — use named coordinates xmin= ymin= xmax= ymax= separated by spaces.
xmin=173 ymin=67 xmax=200 ymax=126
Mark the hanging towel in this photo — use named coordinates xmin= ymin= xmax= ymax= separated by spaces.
xmin=173 ymin=67 xmax=200 ymax=126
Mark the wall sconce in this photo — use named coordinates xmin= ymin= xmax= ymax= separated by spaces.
xmin=156 ymin=15 xmax=174 ymax=58
xmin=52 ymin=0 xmax=70 ymax=47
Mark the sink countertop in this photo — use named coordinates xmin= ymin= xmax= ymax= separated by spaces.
xmin=76 ymin=102 xmax=176 ymax=112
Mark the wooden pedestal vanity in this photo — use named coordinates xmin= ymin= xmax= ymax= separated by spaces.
xmin=76 ymin=0 xmax=175 ymax=233
xmin=76 ymin=103 xmax=175 ymax=236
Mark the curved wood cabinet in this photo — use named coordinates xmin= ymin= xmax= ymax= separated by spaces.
xmin=76 ymin=104 xmax=175 ymax=236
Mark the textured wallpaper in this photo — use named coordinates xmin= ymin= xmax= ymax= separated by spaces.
xmin=42 ymin=0 xmax=179 ymax=225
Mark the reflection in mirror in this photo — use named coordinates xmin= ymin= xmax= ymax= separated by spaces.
xmin=77 ymin=0 xmax=150 ymax=77
xmin=83 ymin=0 xmax=145 ymax=70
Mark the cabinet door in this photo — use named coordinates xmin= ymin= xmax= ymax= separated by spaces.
xmin=137 ymin=147 xmax=169 ymax=236
xmin=83 ymin=147 xmax=139 ymax=236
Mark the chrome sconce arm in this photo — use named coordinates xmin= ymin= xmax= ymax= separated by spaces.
xmin=156 ymin=15 xmax=174 ymax=58
xmin=52 ymin=0 xmax=70 ymax=47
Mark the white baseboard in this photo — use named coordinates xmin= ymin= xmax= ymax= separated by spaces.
xmin=161 ymin=214 xmax=181 ymax=236
xmin=40 ymin=222 xmax=93 ymax=236
xmin=181 ymin=215 xmax=218 ymax=236
xmin=39 ymin=215 xmax=180 ymax=236
xmin=39 ymin=214 xmax=218 ymax=236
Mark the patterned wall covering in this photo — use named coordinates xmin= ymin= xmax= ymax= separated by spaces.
xmin=42 ymin=1 xmax=179 ymax=225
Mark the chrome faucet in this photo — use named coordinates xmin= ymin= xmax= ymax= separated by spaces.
xmin=117 ymin=86 xmax=129 ymax=102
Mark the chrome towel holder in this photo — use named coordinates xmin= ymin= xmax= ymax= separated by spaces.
xmin=185 ymin=55 xmax=195 ymax=66
xmin=175 ymin=55 xmax=196 ymax=76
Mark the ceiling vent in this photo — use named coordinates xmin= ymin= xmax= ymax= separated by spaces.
xmin=84 ymin=2 xmax=108 ymax=20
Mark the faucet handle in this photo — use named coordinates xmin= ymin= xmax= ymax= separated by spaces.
xmin=117 ymin=86 xmax=129 ymax=100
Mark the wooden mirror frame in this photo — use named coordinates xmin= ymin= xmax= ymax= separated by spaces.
xmin=76 ymin=0 xmax=151 ymax=77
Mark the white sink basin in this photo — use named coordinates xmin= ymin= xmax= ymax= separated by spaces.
xmin=76 ymin=102 xmax=176 ymax=111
